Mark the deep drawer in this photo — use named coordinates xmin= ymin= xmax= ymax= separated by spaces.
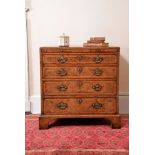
xmin=43 ymin=97 xmax=117 ymax=115
xmin=43 ymin=80 xmax=117 ymax=96
xmin=42 ymin=66 xmax=117 ymax=79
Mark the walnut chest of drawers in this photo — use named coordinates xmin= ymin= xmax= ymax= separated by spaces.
xmin=39 ymin=47 xmax=121 ymax=129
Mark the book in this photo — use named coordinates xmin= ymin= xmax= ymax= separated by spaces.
xmin=87 ymin=40 xmax=105 ymax=43
xmin=83 ymin=42 xmax=109 ymax=47
xmin=90 ymin=37 xmax=105 ymax=41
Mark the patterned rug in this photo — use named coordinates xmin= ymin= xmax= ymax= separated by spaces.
xmin=26 ymin=115 xmax=129 ymax=155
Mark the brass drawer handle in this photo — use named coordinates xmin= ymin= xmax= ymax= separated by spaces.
xmin=57 ymin=55 xmax=68 ymax=64
xmin=93 ymin=55 xmax=103 ymax=64
xmin=92 ymin=102 xmax=103 ymax=109
xmin=92 ymin=84 xmax=102 ymax=91
xmin=57 ymin=102 xmax=68 ymax=110
xmin=57 ymin=84 xmax=68 ymax=91
xmin=93 ymin=68 xmax=103 ymax=76
xmin=57 ymin=68 xmax=68 ymax=76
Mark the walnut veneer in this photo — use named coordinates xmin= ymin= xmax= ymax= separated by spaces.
xmin=39 ymin=47 xmax=121 ymax=129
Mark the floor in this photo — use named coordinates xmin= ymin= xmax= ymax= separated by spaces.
xmin=25 ymin=115 xmax=129 ymax=155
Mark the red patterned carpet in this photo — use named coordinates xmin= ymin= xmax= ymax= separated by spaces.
xmin=25 ymin=115 xmax=129 ymax=155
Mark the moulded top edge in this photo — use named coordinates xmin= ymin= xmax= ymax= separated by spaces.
xmin=40 ymin=46 xmax=120 ymax=51
xmin=40 ymin=46 xmax=120 ymax=48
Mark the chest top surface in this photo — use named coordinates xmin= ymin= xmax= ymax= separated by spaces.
xmin=40 ymin=47 xmax=120 ymax=53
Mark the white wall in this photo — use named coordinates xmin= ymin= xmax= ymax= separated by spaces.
xmin=26 ymin=0 xmax=129 ymax=114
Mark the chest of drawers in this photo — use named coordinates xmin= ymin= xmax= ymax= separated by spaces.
xmin=39 ymin=47 xmax=121 ymax=129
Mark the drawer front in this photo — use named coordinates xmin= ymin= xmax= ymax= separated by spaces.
xmin=43 ymin=66 xmax=117 ymax=79
xmin=43 ymin=98 xmax=117 ymax=115
xmin=43 ymin=53 xmax=118 ymax=65
xmin=43 ymin=80 xmax=116 ymax=96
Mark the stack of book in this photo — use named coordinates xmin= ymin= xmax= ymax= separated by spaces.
xmin=83 ymin=37 xmax=109 ymax=47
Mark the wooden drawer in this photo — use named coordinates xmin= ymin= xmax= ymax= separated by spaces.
xmin=43 ymin=97 xmax=117 ymax=115
xmin=42 ymin=53 xmax=118 ymax=65
xmin=43 ymin=80 xmax=116 ymax=96
xmin=43 ymin=66 xmax=117 ymax=79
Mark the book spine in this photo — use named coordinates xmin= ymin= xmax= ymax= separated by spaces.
xmin=90 ymin=37 xmax=105 ymax=41
xmin=83 ymin=43 xmax=109 ymax=47
xmin=87 ymin=40 xmax=105 ymax=43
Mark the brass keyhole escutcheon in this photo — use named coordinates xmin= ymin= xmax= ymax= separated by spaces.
xmin=76 ymin=98 xmax=83 ymax=104
xmin=77 ymin=66 xmax=83 ymax=74
xmin=77 ymin=80 xmax=83 ymax=89
xmin=77 ymin=55 xmax=84 ymax=61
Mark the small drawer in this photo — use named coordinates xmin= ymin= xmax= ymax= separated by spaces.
xmin=42 ymin=53 xmax=118 ymax=65
xmin=43 ymin=80 xmax=117 ymax=96
xmin=43 ymin=66 xmax=117 ymax=79
xmin=43 ymin=97 xmax=117 ymax=115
